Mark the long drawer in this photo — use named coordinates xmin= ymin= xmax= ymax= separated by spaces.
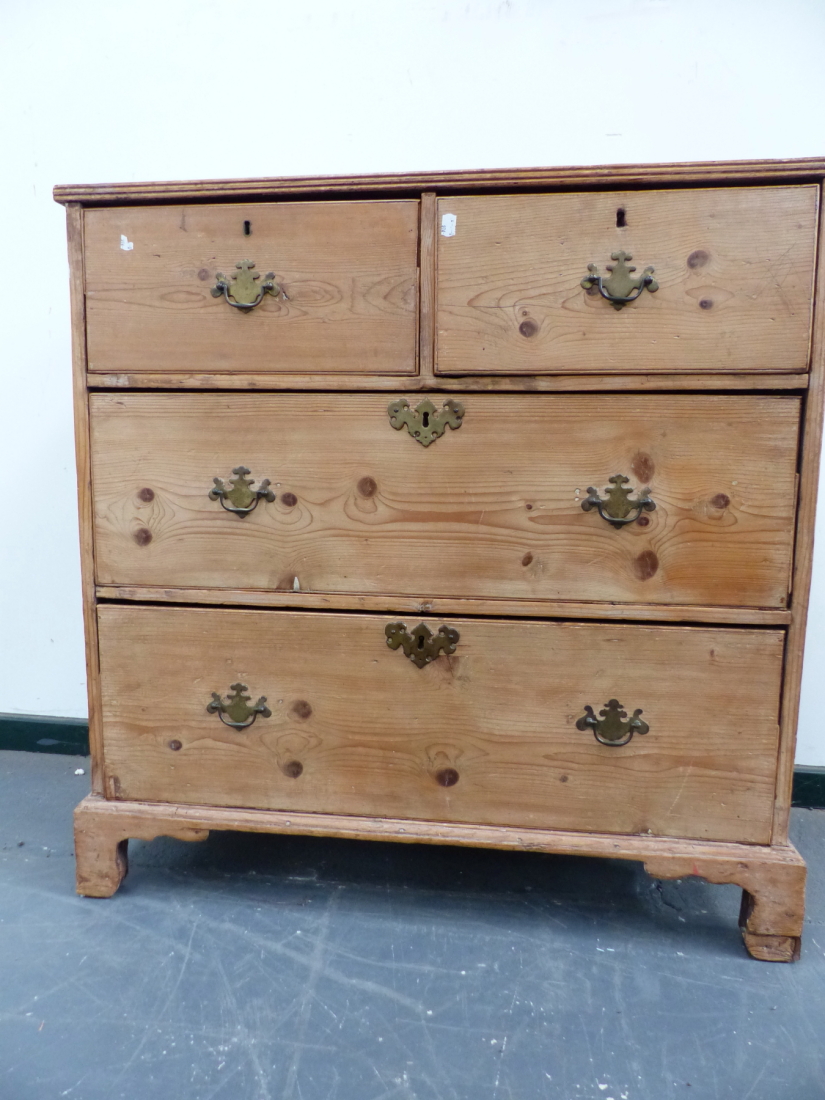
xmin=90 ymin=393 xmax=800 ymax=609
xmin=436 ymin=186 xmax=818 ymax=374
xmin=97 ymin=605 xmax=783 ymax=843
xmin=83 ymin=200 xmax=419 ymax=375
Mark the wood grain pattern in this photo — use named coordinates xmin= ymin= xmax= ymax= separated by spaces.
xmin=97 ymin=605 xmax=784 ymax=844
xmin=89 ymin=393 xmax=801 ymax=610
xmin=84 ymin=201 xmax=419 ymax=375
xmin=94 ymin=586 xmax=793 ymax=626
xmin=86 ymin=371 xmax=809 ymax=391
xmin=436 ymin=188 xmax=817 ymax=374
xmin=773 ymin=180 xmax=825 ymax=843
xmin=53 ymin=156 xmax=825 ymax=206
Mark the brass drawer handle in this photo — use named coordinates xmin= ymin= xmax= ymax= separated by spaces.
xmin=385 ymin=622 xmax=460 ymax=668
xmin=388 ymin=398 xmax=464 ymax=447
xmin=576 ymin=699 xmax=649 ymax=747
xmin=209 ymin=466 xmax=275 ymax=516
xmin=207 ymin=683 xmax=271 ymax=730
xmin=211 ymin=260 xmax=285 ymax=310
xmin=581 ymin=250 xmax=658 ymax=310
xmin=581 ymin=475 xmax=655 ymax=529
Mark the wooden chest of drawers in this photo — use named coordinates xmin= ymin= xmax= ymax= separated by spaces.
xmin=55 ymin=159 xmax=825 ymax=961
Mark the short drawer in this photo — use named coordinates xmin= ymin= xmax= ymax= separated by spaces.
xmin=83 ymin=200 xmax=419 ymax=375
xmin=436 ymin=186 xmax=818 ymax=374
xmin=97 ymin=606 xmax=783 ymax=843
xmin=91 ymin=393 xmax=800 ymax=610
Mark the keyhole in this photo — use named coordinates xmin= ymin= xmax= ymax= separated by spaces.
xmin=243 ymin=220 xmax=251 ymax=236
xmin=422 ymin=411 xmax=430 ymax=428
xmin=616 ymin=208 xmax=627 ymax=228
xmin=417 ymin=635 xmax=425 ymax=650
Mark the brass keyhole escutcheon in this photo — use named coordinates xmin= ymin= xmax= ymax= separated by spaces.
xmin=385 ymin=622 xmax=460 ymax=668
xmin=576 ymin=699 xmax=649 ymax=747
xmin=388 ymin=398 xmax=464 ymax=446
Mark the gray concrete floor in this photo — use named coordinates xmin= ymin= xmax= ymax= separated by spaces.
xmin=1 ymin=750 xmax=824 ymax=1100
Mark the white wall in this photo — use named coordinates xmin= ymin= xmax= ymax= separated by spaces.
xmin=2 ymin=0 xmax=825 ymax=763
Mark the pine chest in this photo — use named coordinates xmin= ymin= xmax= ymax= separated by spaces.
xmin=55 ymin=159 xmax=825 ymax=961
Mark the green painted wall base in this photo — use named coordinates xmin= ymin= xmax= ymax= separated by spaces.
xmin=0 ymin=712 xmax=89 ymax=756
xmin=791 ymin=766 xmax=825 ymax=810
xmin=2 ymin=713 xmax=825 ymax=806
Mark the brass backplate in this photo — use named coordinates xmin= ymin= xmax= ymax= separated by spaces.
xmin=209 ymin=466 xmax=275 ymax=516
xmin=388 ymin=398 xmax=464 ymax=446
xmin=385 ymin=622 xmax=460 ymax=667
xmin=211 ymin=260 xmax=282 ymax=309
xmin=576 ymin=699 xmax=649 ymax=747
xmin=207 ymin=683 xmax=271 ymax=730
xmin=581 ymin=475 xmax=655 ymax=529
xmin=581 ymin=251 xmax=658 ymax=310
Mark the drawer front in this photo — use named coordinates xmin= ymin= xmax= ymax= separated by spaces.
xmin=84 ymin=201 xmax=419 ymax=375
xmin=98 ymin=606 xmax=783 ymax=843
xmin=91 ymin=393 xmax=800 ymax=609
xmin=436 ymin=186 xmax=818 ymax=374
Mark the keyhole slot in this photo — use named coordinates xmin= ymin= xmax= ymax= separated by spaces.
xmin=243 ymin=220 xmax=251 ymax=236
xmin=422 ymin=411 xmax=430 ymax=427
xmin=616 ymin=208 xmax=627 ymax=228
xmin=417 ymin=635 xmax=425 ymax=650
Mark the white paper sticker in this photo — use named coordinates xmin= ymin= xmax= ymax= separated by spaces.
xmin=120 ymin=234 xmax=134 ymax=251
xmin=440 ymin=213 xmax=457 ymax=237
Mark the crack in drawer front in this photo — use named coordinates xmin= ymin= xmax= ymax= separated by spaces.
xmin=83 ymin=200 xmax=419 ymax=376
xmin=91 ymin=392 xmax=800 ymax=609
xmin=436 ymin=186 xmax=818 ymax=374
xmin=97 ymin=605 xmax=783 ymax=844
